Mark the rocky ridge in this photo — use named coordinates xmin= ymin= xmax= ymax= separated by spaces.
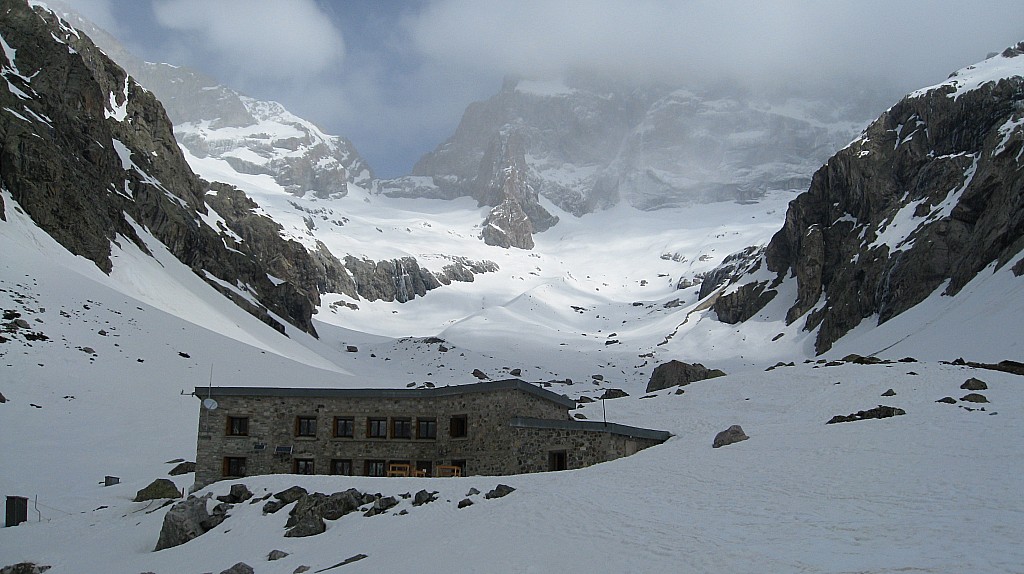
xmin=0 ymin=1 xmax=498 ymax=336
xmin=707 ymin=43 xmax=1024 ymax=353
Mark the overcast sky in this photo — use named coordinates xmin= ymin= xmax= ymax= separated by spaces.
xmin=60 ymin=0 xmax=1024 ymax=178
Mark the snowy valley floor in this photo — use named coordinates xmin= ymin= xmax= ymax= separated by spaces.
xmin=2 ymin=359 xmax=1022 ymax=573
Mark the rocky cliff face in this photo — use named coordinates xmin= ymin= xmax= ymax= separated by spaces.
xmin=380 ymin=76 xmax=874 ymax=248
xmin=0 ymin=0 xmax=328 ymax=334
xmin=709 ymin=44 xmax=1024 ymax=353
xmin=46 ymin=2 xmax=373 ymax=198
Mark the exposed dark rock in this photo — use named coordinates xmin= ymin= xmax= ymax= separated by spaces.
xmin=600 ymin=388 xmax=629 ymax=399
xmin=881 ymin=389 xmax=897 ymax=397
xmin=466 ymin=488 xmax=480 ymax=496
xmin=284 ymin=514 xmax=325 ymax=538
xmin=412 ymin=490 xmax=438 ymax=506
xmin=936 ymin=396 xmax=958 ymax=404
xmin=646 ymin=360 xmax=726 ymax=392
xmin=842 ymin=354 xmax=886 ymax=365
xmin=363 ymin=496 xmax=399 ymax=517
xmin=168 ymin=461 xmax=196 ymax=476
xmin=294 ymin=567 xmax=311 ymax=574
xmin=961 ymin=378 xmax=989 ymax=390
xmin=134 ymin=478 xmax=181 ymax=502
xmin=712 ymin=425 xmax=749 ymax=448
xmin=216 ymin=484 xmax=253 ymax=504
xmin=218 ymin=563 xmax=254 ymax=574
xmin=458 ymin=498 xmax=474 ymax=509
xmin=0 ymin=391 xmax=6 ymax=403
xmin=268 ymin=550 xmax=289 ymax=561
xmin=484 ymin=484 xmax=516 ymax=499
xmin=826 ymin=405 xmax=906 ymax=424
xmin=154 ymin=494 xmax=225 ymax=551
xmin=709 ymin=45 xmax=1024 ymax=353
xmin=474 ymin=131 xmax=557 ymax=249
xmin=472 ymin=369 xmax=490 ymax=380
xmin=274 ymin=486 xmax=308 ymax=504
xmin=960 ymin=393 xmax=989 ymax=403
xmin=509 ymin=368 xmax=522 ymax=377
xmin=0 ymin=564 xmax=51 ymax=574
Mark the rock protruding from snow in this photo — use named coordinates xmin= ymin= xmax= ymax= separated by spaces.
xmin=484 ymin=484 xmax=516 ymax=499
xmin=218 ymin=563 xmax=254 ymax=574
xmin=646 ymin=360 xmax=727 ymax=392
xmin=826 ymin=405 xmax=906 ymax=424
xmin=154 ymin=494 xmax=228 ymax=551
xmin=712 ymin=425 xmax=749 ymax=448
xmin=133 ymin=478 xmax=181 ymax=502
xmin=961 ymin=378 xmax=988 ymax=391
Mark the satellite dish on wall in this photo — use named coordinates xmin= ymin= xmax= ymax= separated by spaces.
xmin=203 ymin=398 xmax=219 ymax=411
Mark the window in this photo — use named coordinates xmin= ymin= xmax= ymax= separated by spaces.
xmin=295 ymin=416 xmax=317 ymax=437
xmin=392 ymin=418 xmax=412 ymax=439
xmin=548 ymin=450 xmax=567 ymax=471
xmin=333 ymin=417 xmax=354 ymax=438
xmin=223 ymin=457 xmax=246 ymax=477
xmin=365 ymin=460 xmax=386 ymax=477
xmin=416 ymin=418 xmax=437 ymax=440
xmin=367 ymin=417 xmax=387 ymax=438
xmin=449 ymin=415 xmax=468 ymax=438
xmin=294 ymin=459 xmax=315 ymax=475
xmin=226 ymin=416 xmax=249 ymax=436
xmin=331 ymin=459 xmax=353 ymax=476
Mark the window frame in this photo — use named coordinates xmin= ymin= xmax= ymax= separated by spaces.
xmin=416 ymin=418 xmax=437 ymax=440
xmin=367 ymin=417 xmax=388 ymax=438
xmin=226 ymin=416 xmax=249 ymax=436
xmin=294 ymin=458 xmax=315 ymax=475
xmin=333 ymin=416 xmax=354 ymax=438
xmin=223 ymin=456 xmax=246 ymax=477
xmin=449 ymin=414 xmax=468 ymax=438
xmin=295 ymin=415 xmax=317 ymax=438
xmin=391 ymin=417 xmax=412 ymax=439
xmin=330 ymin=459 xmax=354 ymax=476
xmin=365 ymin=459 xmax=386 ymax=477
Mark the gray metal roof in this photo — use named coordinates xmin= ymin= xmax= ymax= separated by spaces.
xmin=509 ymin=416 xmax=671 ymax=441
xmin=194 ymin=378 xmax=576 ymax=409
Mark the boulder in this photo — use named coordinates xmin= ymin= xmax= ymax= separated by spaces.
xmin=0 ymin=391 xmax=7 ymax=403
xmin=363 ymin=496 xmax=399 ymax=517
xmin=712 ymin=425 xmax=749 ymax=448
xmin=274 ymin=486 xmax=308 ymax=504
xmin=646 ymin=360 xmax=726 ymax=392
xmin=268 ymin=550 xmax=289 ymax=561
xmin=960 ymin=378 xmax=988 ymax=391
xmin=219 ymin=563 xmax=254 ymax=574
xmin=134 ymin=478 xmax=181 ymax=502
xmin=936 ymin=396 xmax=957 ymax=404
xmin=599 ymin=388 xmax=629 ymax=400
xmin=284 ymin=514 xmax=326 ymax=538
xmin=881 ymin=389 xmax=896 ymax=397
xmin=960 ymin=393 xmax=989 ymax=403
xmin=155 ymin=494 xmax=220 ymax=551
xmin=458 ymin=498 xmax=474 ymax=509
xmin=168 ymin=461 xmax=196 ymax=476
xmin=484 ymin=485 xmax=516 ymax=499
xmin=217 ymin=484 xmax=253 ymax=504
xmin=826 ymin=405 xmax=906 ymax=424
xmin=412 ymin=490 xmax=438 ymax=506
xmin=471 ymin=368 xmax=489 ymax=380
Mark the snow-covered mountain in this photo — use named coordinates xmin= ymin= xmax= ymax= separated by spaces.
xmin=378 ymin=75 xmax=880 ymax=247
xmin=2 ymin=2 xmax=1024 ymax=572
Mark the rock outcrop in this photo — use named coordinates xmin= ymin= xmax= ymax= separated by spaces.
xmin=646 ymin=360 xmax=727 ymax=392
xmin=133 ymin=478 xmax=181 ymax=502
xmin=154 ymin=494 xmax=228 ymax=551
xmin=711 ymin=44 xmax=1024 ymax=353
xmin=712 ymin=425 xmax=749 ymax=448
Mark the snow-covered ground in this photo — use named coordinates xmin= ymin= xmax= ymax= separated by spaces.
xmin=2 ymin=132 xmax=1023 ymax=572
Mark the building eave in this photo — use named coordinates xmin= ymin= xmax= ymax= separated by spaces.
xmin=193 ymin=378 xmax=576 ymax=409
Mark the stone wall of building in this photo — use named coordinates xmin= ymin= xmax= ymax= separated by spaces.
xmin=194 ymin=384 xmax=572 ymax=488
xmin=509 ymin=426 xmax=666 ymax=474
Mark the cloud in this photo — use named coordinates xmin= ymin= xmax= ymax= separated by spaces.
xmin=404 ymin=0 xmax=1024 ymax=94
xmin=151 ymin=0 xmax=345 ymax=84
